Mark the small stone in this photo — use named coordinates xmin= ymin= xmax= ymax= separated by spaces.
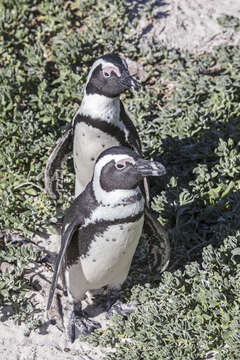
xmin=0 ymin=262 xmax=14 ymax=274
xmin=32 ymin=279 xmax=42 ymax=291
xmin=24 ymin=327 xmax=31 ymax=337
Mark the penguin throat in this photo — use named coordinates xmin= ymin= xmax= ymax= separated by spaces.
xmin=79 ymin=93 xmax=120 ymax=124
xmin=94 ymin=182 xmax=144 ymax=210
xmin=110 ymin=189 xmax=143 ymax=207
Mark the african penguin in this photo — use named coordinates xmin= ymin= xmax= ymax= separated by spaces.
xmin=45 ymin=54 xmax=170 ymax=273
xmin=47 ymin=146 xmax=166 ymax=342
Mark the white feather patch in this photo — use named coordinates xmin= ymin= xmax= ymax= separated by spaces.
xmin=65 ymin=216 xmax=144 ymax=302
xmin=77 ymin=93 xmax=120 ymax=123
xmin=81 ymin=217 xmax=144 ymax=286
xmin=73 ymin=123 xmax=122 ymax=196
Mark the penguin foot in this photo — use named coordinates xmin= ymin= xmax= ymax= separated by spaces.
xmin=68 ymin=303 xmax=101 ymax=342
xmin=105 ymin=300 xmax=136 ymax=320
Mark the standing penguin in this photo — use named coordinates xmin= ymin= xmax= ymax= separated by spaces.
xmin=47 ymin=146 xmax=167 ymax=342
xmin=45 ymin=54 xmax=169 ymax=272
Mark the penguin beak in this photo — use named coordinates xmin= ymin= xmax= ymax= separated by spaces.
xmin=136 ymin=159 xmax=166 ymax=177
xmin=119 ymin=71 xmax=140 ymax=90
xmin=129 ymin=76 xmax=140 ymax=90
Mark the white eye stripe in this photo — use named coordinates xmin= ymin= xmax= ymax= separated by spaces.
xmin=86 ymin=59 xmax=121 ymax=85
xmin=96 ymin=154 xmax=135 ymax=174
xmin=102 ymin=65 xmax=121 ymax=78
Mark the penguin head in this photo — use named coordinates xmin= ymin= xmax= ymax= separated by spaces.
xmin=85 ymin=54 xmax=139 ymax=98
xmin=93 ymin=147 xmax=166 ymax=195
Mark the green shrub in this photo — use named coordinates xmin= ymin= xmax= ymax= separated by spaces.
xmin=0 ymin=0 xmax=239 ymax=358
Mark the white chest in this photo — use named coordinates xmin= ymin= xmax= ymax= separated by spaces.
xmin=81 ymin=216 xmax=144 ymax=288
xmin=64 ymin=216 xmax=144 ymax=302
xmin=78 ymin=93 xmax=121 ymax=123
xmin=73 ymin=122 xmax=121 ymax=192
xmin=73 ymin=96 xmax=130 ymax=195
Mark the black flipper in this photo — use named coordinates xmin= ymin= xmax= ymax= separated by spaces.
xmin=144 ymin=206 xmax=170 ymax=273
xmin=120 ymin=101 xmax=151 ymax=206
xmin=120 ymin=101 xmax=142 ymax=154
xmin=120 ymin=101 xmax=169 ymax=267
xmin=45 ymin=125 xmax=73 ymax=200
xmin=47 ymin=218 xmax=80 ymax=311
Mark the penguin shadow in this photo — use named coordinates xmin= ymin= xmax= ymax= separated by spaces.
xmin=129 ymin=0 xmax=169 ymax=21
xmin=128 ymin=0 xmax=169 ymax=39
xmin=144 ymin=119 xmax=240 ymax=273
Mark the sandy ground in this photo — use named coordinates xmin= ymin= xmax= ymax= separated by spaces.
xmin=1 ymin=231 xmax=114 ymax=360
xmin=137 ymin=0 xmax=240 ymax=52
xmin=1 ymin=0 xmax=240 ymax=359
xmin=0 ymin=320 xmax=108 ymax=360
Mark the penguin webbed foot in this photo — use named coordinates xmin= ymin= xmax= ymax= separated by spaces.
xmin=68 ymin=303 xmax=101 ymax=342
xmin=105 ymin=290 xmax=135 ymax=320
xmin=105 ymin=299 xmax=136 ymax=320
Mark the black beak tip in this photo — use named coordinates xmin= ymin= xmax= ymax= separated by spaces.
xmin=120 ymin=72 xmax=141 ymax=91
xmin=131 ymin=78 xmax=141 ymax=90
xmin=159 ymin=165 xmax=166 ymax=176
xmin=136 ymin=160 xmax=166 ymax=177
xmin=153 ymin=164 xmax=166 ymax=177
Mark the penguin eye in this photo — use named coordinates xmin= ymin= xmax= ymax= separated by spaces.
xmin=102 ymin=66 xmax=121 ymax=78
xmin=115 ymin=158 xmax=135 ymax=170
xmin=115 ymin=162 xmax=125 ymax=170
xmin=103 ymin=71 xmax=110 ymax=78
